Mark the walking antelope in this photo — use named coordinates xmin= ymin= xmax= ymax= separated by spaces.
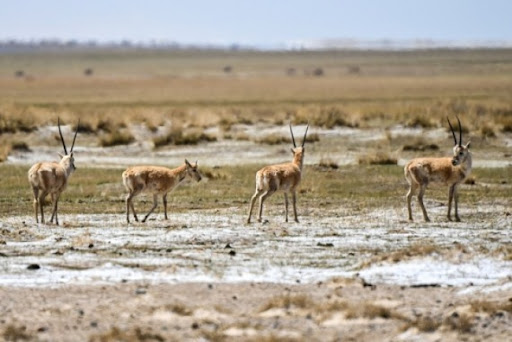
xmin=28 ymin=118 xmax=79 ymax=225
xmin=404 ymin=117 xmax=472 ymax=222
xmin=122 ymin=160 xmax=202 ymax=223
xmin=247 ymin=124 xmax=309 ymax=223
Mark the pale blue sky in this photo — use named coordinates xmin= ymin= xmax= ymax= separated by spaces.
xmin=1 ymin=1 xmax=511 ymax=47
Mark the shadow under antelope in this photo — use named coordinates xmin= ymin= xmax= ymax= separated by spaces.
xmin=122 ymin=159 xmax=202 ymax=223
xmin=404 ymin=116 xmax=472 ymax=222
xmin=28 ymin=118 xmax=79 ymax=225
xmin=247 ymin=123 xmax=309 ymax=224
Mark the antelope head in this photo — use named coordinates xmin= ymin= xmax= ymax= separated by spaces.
xmin=447 ymin=116 xmax=471 ymax=167
xmin=57 ymin=117 xmax=79 ymax=171
xmin=289 ymin=123 xmax=309 ymax=162
xmin=185 ymin=159 xmax=202 ymax=182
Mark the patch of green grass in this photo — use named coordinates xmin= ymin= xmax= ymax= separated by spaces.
xmin=0 ymin=164 xmax=509 ymax=218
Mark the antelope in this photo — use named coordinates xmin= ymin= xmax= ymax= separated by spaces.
xmin=28 ymin=118 xmax=79 ymax=225
xmin=247 ymin=123 xmax=309 ymax=224
xmin=404 ymin=116 xmax=472 ymax=222
xmin=122 ymin=160 xmax=202 ymax=223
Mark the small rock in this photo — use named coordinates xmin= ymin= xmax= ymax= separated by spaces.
xmin=27 ymin=264 xmax=40 ymax=270
xmin=191 ymin=322 xmax=199 ymax=330
xmin=135 ymin=287 xmax=147 ymax=295
xmin=229 ymin=250 xmax=236 ymax=256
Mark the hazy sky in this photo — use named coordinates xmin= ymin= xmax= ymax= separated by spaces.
xmin=1 ymin=0 xmax=511 ymax=46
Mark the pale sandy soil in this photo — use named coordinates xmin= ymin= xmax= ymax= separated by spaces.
xmin=1 ymin=280 xmax=511 ymax=341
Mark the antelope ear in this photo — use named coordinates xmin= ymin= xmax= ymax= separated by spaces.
xmin=465 ymin=141 xmax=471 ymax=149
xmin=290 ymin=148 xmax=295 ymax=154
xmin=58 ymin=153 xmax=64 ymax=159
xmin=185 ymin=159 xmax=191 ymax=166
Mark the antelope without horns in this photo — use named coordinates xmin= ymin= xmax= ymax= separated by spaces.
xmin=404 ymin=116 xmax=472 ymax=222
xmin=122 ymin=159 xmax=202 ymax=223
xmin=28 ymin=118 xmax=79 ymax=225
xmin=247 ymin=123 xmax=309 ymax=223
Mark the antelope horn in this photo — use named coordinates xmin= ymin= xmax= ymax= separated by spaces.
xmin=457 ymin=116 xmax=462 ymax=147
xmin=57 ymin=117 xmax=68 ymax=155
xmin=301 ymin=123 xmax=309 ymax=147
xmin=289 ymin=123 xmax=297 ymax=148
xmin=70 ymin=119 xmax=79 ymax=153
xmin=447 ymin=117 xmax=457 ymax=146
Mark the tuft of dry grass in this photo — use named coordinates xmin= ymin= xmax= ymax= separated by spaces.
xmin=154 ymin=129 xmax=217 ymax=148
xmin=470 ymin=300 xmax=512 ymax=314
xmin=89 ymin=327 xmax=165 ymax=342
xmin=256 ymin=134 xmax=291 ymax=145
xmin=344 ymin=302 xmax=406 ymax=320
xmin=358 ymin=152 xmax=397 ymax=165
xmin=318 ymin=158 xmax=339 ymax=169
xmin=259 ymin=294 xmax=314 ymax=312
xmin=99 ymin=130 xmax=135 ymax=147
xmin=403 ymin=316 xmax=442 ymax=332
xmin=2 ymin=324 xmax=32 ymax=341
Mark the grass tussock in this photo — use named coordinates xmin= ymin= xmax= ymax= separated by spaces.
xmin=89 ymin=327 xmax=165 ymax=342
xmin=2 ymin=325 xmax=32 ymax=341
xmin=318 ymin=158 xmax=339 ymax=169
xmin=344 ymin=302 xmax=406 ymax=320
xmin=99 ymin=130 xmax=135 ymax=147
xmin=443 ymin=312 xmax=474 ymax=333
xmin=256 ymin=134 xmax=292 ymax=145
xmin=470 ymin=300 xmax=512 ymax=314
xmin=403 ymin=316 xmax=442 ymax=332
xmin=358 ymin=152 xmax=397 ymax=165
xmin=259 ymin=294 xmax=314 ymax=312
xmin=153 ymin=129 xmax=217 ymax=147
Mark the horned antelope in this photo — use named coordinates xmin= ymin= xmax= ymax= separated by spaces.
xmin=28 ymin=118 xmax=79 ymax=225
xmin=122 ymin=160 xmax=202 ymax=223
xmin=404 ymin=116 xmax=472 ymax=222
xmin=247 ymin=123 xmax=309 ymax=224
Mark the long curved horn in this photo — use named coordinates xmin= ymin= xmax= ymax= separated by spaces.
xmin=456 ymin=116 xmax=462 ymax=147
xmin=70 ymin=119 xmax=79 ymax=153
xmin=447 ymin=117 xmax=457 ymax=146
xmin=301 ymin=123 xmax=309 ymax=147
xmin=289 ymin=123 xmax=297 ymax=148
xmin=57 ymin=117 xmax=68 ymax=155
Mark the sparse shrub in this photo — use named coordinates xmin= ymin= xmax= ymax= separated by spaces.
xmin=305 ymin=133 xmax=320 ymax=143
xmin=2 ymin=324 xmax=32 ymax=341
xmin=96 ymin=119 xmax=114 ymax=133
xmin=406 ymin=316 xmax=442 ymax=332
xmin=153 ymin=129 xmax=217 ymax=148
xmin=444 ymin=312 xmax=473 ymax=333
xmin=286 ymin=67 xmax=296 ymax=76
xmin=405 ymin=115 xmax=435 ymax=128
xmin=358 ymin=152 xmax=397 ymax=165
xmin=11 ymin=141 xmax=31 ymax=152
xmin=259 ymin=294 xmax=313 ymax=312
xmin=14 ymin=70 xmax=24 ymax=78
xmin=223 ymin=65 xmax=232 ymax=73
xmin=313 ymin=67 xmax=324 ymax=76
xmin=73 ymin=121 xmax=95 ymax=134
xmin=257 ymin=134 xmax=291 ymax=145
xmin=318 ymin=158 xmax=338 ymax=169
xmin=99 ymin=131 xmax=135 ymax=147
xmin=84 ymin=68 xmax=93 ymax=76
xmin=313 ymin=107 xmax=354 ymax=128
xmin=402 ymin=143 xmax=439 ymax=152
xmin=0 ymin=115 xmax=36 ymax=134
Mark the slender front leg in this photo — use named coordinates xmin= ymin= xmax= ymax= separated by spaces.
xmin=142 ymin=194 xmax=158 ymax=222
xmin=447 ymin=184 xmax=455 ymax=221
xmin=454 ymin=185 xmax=461 ymax=222
xmin=163 ymin=194 xmax=168 ymax=220
xmin=417 ymin=185 xmax=430 ymax=222
xmin=291 ymin=191 xmax=299 ymax=223
xmin=284 ymin=192 xmax=289 ymax=222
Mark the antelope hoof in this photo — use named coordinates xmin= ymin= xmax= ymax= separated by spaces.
xmin=455 ymin=217 xmax=461 ymax=222
xmin=424 ymin=218 xmax=431 ymax=223
xmin=447 ymin=216 xmax=452 ymax=222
